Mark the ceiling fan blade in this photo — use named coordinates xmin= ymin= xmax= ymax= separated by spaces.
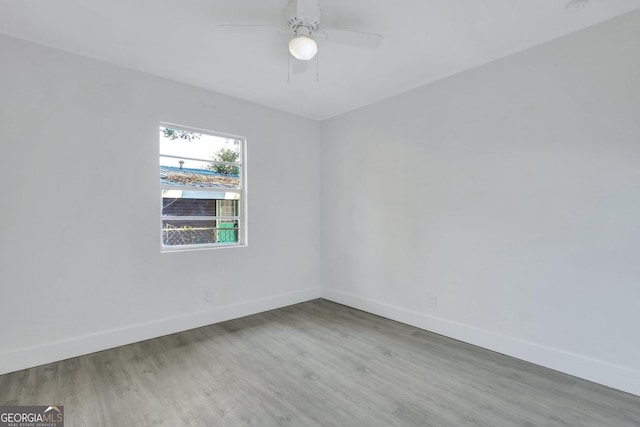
xmin=218 ymin=25 xmax=284 ymax=33
xmin=323 ymin=28 xmax=382 ymax=49
xmin=291 ymin=59 xmax=308 ymax=75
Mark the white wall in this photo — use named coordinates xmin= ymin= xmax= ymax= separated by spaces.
xmin=321 ymin=11 xmax=640 ymax=395
xmin=2 ymin=10 xmax=640 ymax=397
xmin=0 ymin=34 xmax=322 ymax=373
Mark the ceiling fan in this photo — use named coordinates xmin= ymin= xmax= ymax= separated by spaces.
xmin=219 ymin=0 xmax=382 ymax=73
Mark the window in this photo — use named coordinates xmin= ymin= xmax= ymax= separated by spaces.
xmin=159 ymin=124 xmax=246 ymax=250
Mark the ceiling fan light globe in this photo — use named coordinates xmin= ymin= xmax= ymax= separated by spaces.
xmin=288 ymin=35 xmax=317 ymax=60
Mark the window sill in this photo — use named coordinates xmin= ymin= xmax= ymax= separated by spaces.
xmin=161 ymin=243 xmax=247 ymax=253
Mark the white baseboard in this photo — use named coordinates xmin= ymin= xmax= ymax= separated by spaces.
xmin=0 ymin=287 xmax=322 ymax=376
xmin=321 ymin=288 xmax=640 ymax=397
xmin=4 ymin=286 xmax=638 ymax=397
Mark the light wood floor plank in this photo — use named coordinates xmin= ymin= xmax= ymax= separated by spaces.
xmin=1 ymin=299 xmax=639 ymax=426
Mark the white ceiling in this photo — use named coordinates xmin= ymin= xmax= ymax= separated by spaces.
xmin=1 ymin=0 xmax=639 ymax=120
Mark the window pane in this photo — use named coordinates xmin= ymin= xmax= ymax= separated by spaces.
xmin=159 ymin=124 xmax=245 ymax=249
xmin=163 ymin=198 xmax=216 ymax=216
xmin=162 ymin=189 xmax=240 ymax=200
xmin=162 ymin=220 xmax=239 ymax=246
xmin=160 ymin=160 xmax=241 ymax=189
xmin=162 ymin=197 xmax=240 ymax=217
xmin=159 ymin=127 xmax=242 ymax=164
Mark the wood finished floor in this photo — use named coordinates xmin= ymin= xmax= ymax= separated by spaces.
xmin=1 ymin=299 xmax=639 ymax=426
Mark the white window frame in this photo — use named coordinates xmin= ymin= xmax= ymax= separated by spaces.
xmin=159 ymin=122 xmax=247 ymax=252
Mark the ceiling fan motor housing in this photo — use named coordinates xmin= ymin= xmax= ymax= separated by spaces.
xmin=285 ymin=0 xmax=321 ymax=35
xmin=288 ymin=17 xmax=320 ymax=36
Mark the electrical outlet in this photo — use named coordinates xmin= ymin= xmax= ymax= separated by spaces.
xmin=566 ymin=0 xmax=589 ymax=12
xmin=428 ymin=294 xmax=438 ymax=309
xmin=205 ymin=290 xmax=215 ymax=303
